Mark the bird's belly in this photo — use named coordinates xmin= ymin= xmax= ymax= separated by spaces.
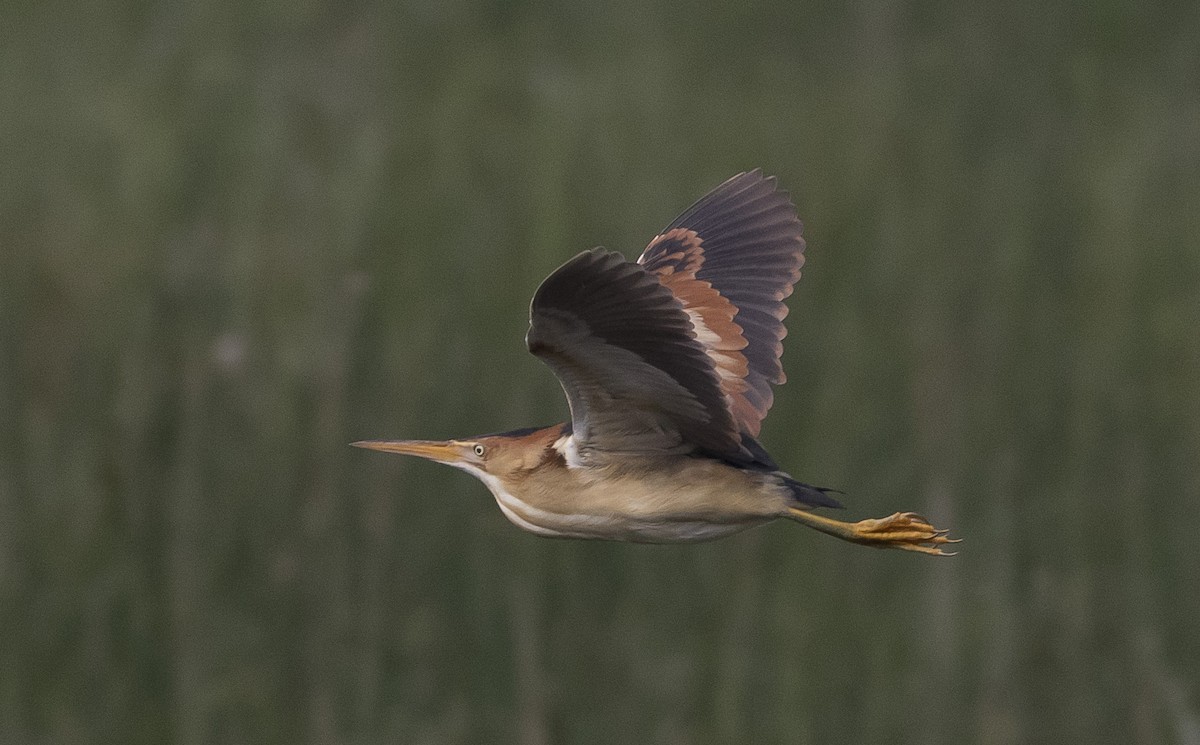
xmin=483 ymin=469 xmax=780 ymax=543
xmin=495 ymin=497 xmax=766 ymax=542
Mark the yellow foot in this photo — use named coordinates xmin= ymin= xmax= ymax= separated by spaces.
xmin=786 ymin=508 xmax=961 ymax=556
xmin=847 ymin=512 xmax=960 ymax=555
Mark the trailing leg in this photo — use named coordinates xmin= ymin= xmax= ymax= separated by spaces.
xmin=786 ymin=508 xmax=959 ymax=556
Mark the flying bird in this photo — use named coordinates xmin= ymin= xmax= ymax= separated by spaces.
xmin=355 ymin=171 xmax=957 ymax=555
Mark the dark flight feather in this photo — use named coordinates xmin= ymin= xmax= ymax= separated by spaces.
xmin=527 ymin=248 xmax=744 ymax=463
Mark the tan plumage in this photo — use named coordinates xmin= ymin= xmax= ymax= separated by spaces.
xmin=355 ymin=171 xmax=958 ymax=554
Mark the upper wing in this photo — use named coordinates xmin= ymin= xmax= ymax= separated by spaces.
xmin=526 ymin=248 xmax=742 ymax=464
xmin=638 ymin=170 xmax=805 ymax=436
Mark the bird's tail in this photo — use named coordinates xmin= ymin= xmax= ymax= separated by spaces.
xmin=781 ymin=476 xmax=844 ymax=509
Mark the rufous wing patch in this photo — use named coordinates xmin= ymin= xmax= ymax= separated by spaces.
xmin=637 ymin=172 xmax=807 ymax=443
xmin=641 ymin=230 xmax=765 ymax=436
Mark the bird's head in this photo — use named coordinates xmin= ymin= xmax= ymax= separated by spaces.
xmin=352 ymin=425 xmax=564 ymax=489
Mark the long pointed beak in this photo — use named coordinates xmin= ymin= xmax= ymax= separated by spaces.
xmin=351 ymin=439 xmax=464 ymax=464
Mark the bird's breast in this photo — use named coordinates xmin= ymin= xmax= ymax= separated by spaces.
xmin=478 ymin=459 xmax=788 ymax=543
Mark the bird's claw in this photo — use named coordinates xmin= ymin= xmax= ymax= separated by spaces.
xmin=851 ymin=512 xmax=961 ymax=556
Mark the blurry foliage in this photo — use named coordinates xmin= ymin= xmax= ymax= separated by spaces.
xmin=1 ymin=0 xmax=1199 ymax=743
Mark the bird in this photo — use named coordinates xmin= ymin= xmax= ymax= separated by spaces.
xmin=355 ymin=171 xmax=958 ymax=555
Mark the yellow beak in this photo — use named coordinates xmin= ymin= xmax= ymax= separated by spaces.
xmin=351 ymin=439 xmax=464 ymax=464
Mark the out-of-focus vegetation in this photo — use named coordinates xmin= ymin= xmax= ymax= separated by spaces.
xmin=2 ymin=1 xmax=1198 ymax=743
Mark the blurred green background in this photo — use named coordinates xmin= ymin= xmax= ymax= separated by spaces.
xmin=3 ymin=1 xmax=1199 ymax=743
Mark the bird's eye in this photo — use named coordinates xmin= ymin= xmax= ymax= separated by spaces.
xmin=473 ymin=444 xmax=486 ymax=457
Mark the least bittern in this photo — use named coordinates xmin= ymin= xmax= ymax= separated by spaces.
xmin=356 ymin=171 xmax=958 ymax=555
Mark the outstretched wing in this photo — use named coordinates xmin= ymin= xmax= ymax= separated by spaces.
xmin=639 ymin=170 xmax=805 ymax=437
xmin=526 ymin=248 xmax=742 ymax=465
